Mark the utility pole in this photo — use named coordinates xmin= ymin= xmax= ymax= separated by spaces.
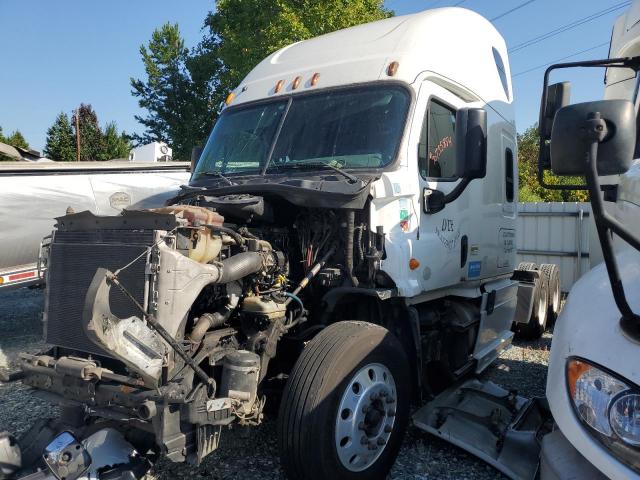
xmin=75 ymin=109 xmax=81 ymax=161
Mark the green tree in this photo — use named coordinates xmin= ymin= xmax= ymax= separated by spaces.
xmin=72 ymin=103 xmax=105 ymax=161
xmin=131 ymin=23 xmax=217 ymax=160
xmin=44 ymin=112 xmax=76 ymax=161
xmin=0 ymin=126 xmax=5 ymax=143
xmin=517 ymin=124 xmax=588 ymax=202
xmin=102 ymin=122 xmax=132 ymax=160
xmin=5 ymin=130 xmax=29 ymax=150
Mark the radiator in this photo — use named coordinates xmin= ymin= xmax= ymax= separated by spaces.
xmin=44 ymin=229 xmax=154 ymax=357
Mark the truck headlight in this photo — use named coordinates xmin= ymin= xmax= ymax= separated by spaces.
xmin=610 ymin=393 xmax=640 ymax=446
xmin=567 ymin=358 xmax=640 ymax=471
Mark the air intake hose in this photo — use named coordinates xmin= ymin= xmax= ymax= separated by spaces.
xmin=218 ymin=251 xmax=265 ymax=284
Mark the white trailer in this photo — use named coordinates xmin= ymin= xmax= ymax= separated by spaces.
xmin=0 ymin=161 xmax=190 ymax=289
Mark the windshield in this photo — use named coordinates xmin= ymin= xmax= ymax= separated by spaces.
xmin=192 ymin=85 xmax=410 ymax=180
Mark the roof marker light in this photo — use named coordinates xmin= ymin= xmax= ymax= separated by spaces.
xmin=387 ymin=61 xmax=399 ymax=77
xmin=292 ymin=76 xmax=302 ymax=90
xmin=225 ymin=92 xmax=235 ymax=105
xmin=311 ymin=72 xmax=320 ymax=86
xmin=275 ymin=80 xmax=284 ymax=93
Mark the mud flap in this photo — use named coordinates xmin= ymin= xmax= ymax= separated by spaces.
xmin=412 ymin=379 xmax=552 ymax=480
xmin=83 ymin=268 xmax=165 ymax=385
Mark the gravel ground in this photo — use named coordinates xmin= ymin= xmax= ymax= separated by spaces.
xmin=0 ymin=288 xmax=552 ymax=479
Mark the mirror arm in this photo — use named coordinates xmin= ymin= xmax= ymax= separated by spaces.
xmin=584 ymin=112 xmax=640 ymax=343
xmin=443 ymin=178 xmax=471 ymax=204
xmin=424 ymin=178 xmax=472 ymax=214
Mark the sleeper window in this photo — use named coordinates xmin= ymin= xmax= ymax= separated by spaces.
xmin=419 ymin=100 xmax=457 ymax=179
xmin=505 ymin=148 xmax=514 ymax=202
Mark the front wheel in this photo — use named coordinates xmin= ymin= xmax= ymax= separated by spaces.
xmin=277 ymin=321 xmax=410 ymax=480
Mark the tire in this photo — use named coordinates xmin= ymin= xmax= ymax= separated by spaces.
xmin=517 ymin=261 xmax=537 ymax=271
xmin=540 ymin=263 xmax=561 ymax=324
xmin=278 ymin=321 xmax=410 ymax=480
xmin=515 ymin=264 xmax=549 ymax=340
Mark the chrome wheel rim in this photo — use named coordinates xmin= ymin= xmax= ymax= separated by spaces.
xmin=334 ymin=363 xmax=397 ymax=472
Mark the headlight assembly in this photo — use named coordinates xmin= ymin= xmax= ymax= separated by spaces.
xmin=566 ymin=358 xmax=640 ymax=471
xmin=610 ymin=393 xmax=640 ymax=447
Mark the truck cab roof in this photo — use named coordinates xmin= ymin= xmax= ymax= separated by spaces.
xmin=228 ymin=7 xmax=512 ymax=111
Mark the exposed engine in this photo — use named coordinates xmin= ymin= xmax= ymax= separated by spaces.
xmin=18 ymin=194 xmax=384 ymax=465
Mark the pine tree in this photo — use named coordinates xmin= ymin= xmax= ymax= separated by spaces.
xmin=72 ymin=104 xmax=104 ymax=161
xmin=131 ymin=23 xmax=216 ymax=160
xmin=44 ymin=112 xmax=76 ymax=161
xmin=102 ymin=122 xmax=132 ymax=160
xmin=0 ymin=126 xmax=5 ymax=143
xmin=6 ymin=130 xmax=29 ymax=150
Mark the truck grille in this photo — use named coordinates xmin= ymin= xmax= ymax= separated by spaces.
xmin=45 ymin=230 xmax=155 ymax=357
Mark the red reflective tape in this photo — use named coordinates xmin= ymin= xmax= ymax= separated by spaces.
xmin=8 ymin=271 xmax=37 ymax=281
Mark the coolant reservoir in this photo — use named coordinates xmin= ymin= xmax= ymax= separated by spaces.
xmin=242 ymin=296 xmax=287 ymax=321
xmin=151 ymin=205 xmax=225 ymax=263
xmin=189 ymin=228 xmax=222 ymax=263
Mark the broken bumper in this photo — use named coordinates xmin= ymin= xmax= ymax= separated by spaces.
xmin=540 ymin=428 xmax=607 ymax=480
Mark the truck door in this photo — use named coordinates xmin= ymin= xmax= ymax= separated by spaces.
xmin=413 ymin=84 xmax=471 ymax=292
xmin=411 ymin=81 xmax=517 ymax=293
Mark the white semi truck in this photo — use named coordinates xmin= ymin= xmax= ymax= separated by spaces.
xmin=537 ymin=3 xmax=640 ymax=478
xmin=0 ymin=7 xmax=558 ymax=480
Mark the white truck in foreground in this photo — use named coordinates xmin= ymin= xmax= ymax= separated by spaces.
xmin=537 ymin=3 xmax=640 ymax=478
xmin=0 ymin=7 xmax=558 ymax=480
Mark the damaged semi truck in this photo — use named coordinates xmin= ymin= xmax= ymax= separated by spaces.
xmin=0 ymin=7 xmax=554 ymax=480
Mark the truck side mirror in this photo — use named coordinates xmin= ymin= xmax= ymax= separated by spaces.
xmin=550 ymin=99 xmax=636 ymax=176
xmin=539 ymin=82 xmax=571 ymax=170
xmin=455 ymin=108 xmax=487 ymax=179
xmin=190 ymin=145 xmax=203 ymax=172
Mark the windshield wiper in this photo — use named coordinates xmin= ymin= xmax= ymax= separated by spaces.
xmin=200 ymin=171 xmax=236 ymax=186
xmin=274 ymin=162 xmax=360 ymax=184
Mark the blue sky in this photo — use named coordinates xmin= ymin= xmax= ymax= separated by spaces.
xmin=0 ymin=0 xmax=627 ymax=151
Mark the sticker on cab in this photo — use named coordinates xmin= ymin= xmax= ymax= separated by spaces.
xmin=468 ymin=261 xmax=482 ymax=278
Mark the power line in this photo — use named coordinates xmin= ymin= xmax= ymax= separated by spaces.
xmin=509 ymin=1 xmax=630 ymax=53
xmin=453 ymin=0 xmax=468 ymax=6
xmin=512 ymin=41 xmax=610 ymax=78
xmin=490 ymin=0 xmax=537 ymax=22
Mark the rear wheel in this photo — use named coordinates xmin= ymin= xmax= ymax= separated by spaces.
xmin=516 ymin=264 xmax=548 ymax=340
xmin=540 ymin=263 xmax=561 ymax=324
xmin=278 ymin=321 xmax=410 ymax=480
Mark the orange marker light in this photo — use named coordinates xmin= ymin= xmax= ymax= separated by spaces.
xmin=311 ymin=72 xmax=320 ymax=86
xmin=225 ymin=92 xmax=235 ymax=105
xmin=567 ymin=359 xmax=592 ymax=398
xmin=292 ymin=76 xmax=302 ymax=90
xmin=387 ymin=61 xmax=399 ymax=77
xmin=275 ymin=80 xmax=284 ymax=93
xmin=409 ymin=258 xmax=420 ymax=270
